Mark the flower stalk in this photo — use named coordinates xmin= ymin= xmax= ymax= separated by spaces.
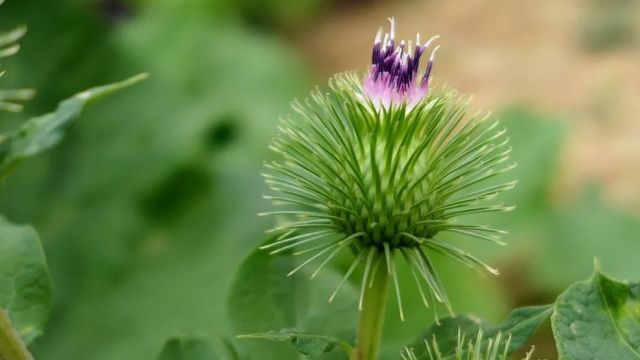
xmin=354 ymin=253 xmax=391 ymax=360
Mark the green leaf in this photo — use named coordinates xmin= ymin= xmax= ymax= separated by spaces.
xmin=0 ymin=309 xmax=33 ymax=360
xmin=455 ymin=108 xmax=567 ymax=266
xmin=552 ymin=264 xmax=640 ymax=359
xmin=496 ymin=108 xmax=566 ymax=219
xmin=533 ymin=187 xmax=640 ymax=290
xmin=407 ymin=305 xmax=552 ymax=359
xmin=238 ymin=329 xmax=353 ymax=359
xmin=157 ymin=334 xmax=219 ymax=360
xmin=0 ymin=216 xmax=52 ymax=344
xmin=1 ymin=2 xmax=309 ymax=359
xmin=228 ymin=235 xmax=358 ymax=360
xmin=0 ymin=73 xmax=147 ymax=181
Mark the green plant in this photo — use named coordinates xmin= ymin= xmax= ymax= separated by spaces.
xmin=258 ymin=18 xmax=513 ymax=360
xmin=3 ymin=5 xmax=639 ymax=359
xmin=0 ymin=3 xmax=144 ymax=358
xmin=229 ymin=17 xmax=640 ymax=360
xmin=401 ymin=331 xmax=536 ymax=360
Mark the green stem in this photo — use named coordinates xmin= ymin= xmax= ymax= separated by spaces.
xmin=354 ymin=260 xmax=391 ymax=360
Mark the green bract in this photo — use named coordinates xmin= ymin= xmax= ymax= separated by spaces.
xmin=262 ymin=72 xmax=515 ymax=318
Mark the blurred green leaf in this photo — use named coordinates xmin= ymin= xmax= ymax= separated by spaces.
xmin=380 ymin=109 xmax=561 ymax=355
xmin=239 ymin=329 xmax=354 ymax=359
xmin=407 ymin=305 xmax=552 ymax=359
xmin=454 ymin=108 xmax=568 ymax=265
xmin=0 ymin=74 xmax=146 ymax=181
xmin=533 ymin=188 xmax=640 ymax=290
xmin=0 ymin=216 xmax=52 ymax=344
xmin=0 ymin=309 xmax=33 ymax=360
xmin=228 ymin=236 xmax=358 ymax=360
xmin=469 ymin=108 xmax=640 ymax=299
xmin=157 ymin=334 xmax=219 ymax=360
xmin=552 ymin=265 xmax=640 ymax=359
xmin=234 ymin=0 xmax=328 ymax=30
xmin=493 ymin=108 xmax=567 ymax=225
xmin=12 ymin=3 xmax=309 ymax=358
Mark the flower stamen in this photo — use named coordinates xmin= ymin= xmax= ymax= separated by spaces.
xmin=364 ymin=18 xmax=440 ymax=109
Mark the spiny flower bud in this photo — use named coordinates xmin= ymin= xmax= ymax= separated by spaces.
xmin=261 ymin=18 xmax=515 ymax=320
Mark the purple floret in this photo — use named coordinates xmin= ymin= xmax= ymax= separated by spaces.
xmin=363 ymin=18 xmax=439 ymax=109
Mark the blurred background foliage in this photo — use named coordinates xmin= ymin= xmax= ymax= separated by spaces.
xmin=0 ymin=0 xmax=639 ymax=359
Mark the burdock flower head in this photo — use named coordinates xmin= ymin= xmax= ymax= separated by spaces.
xmin=262 ymin=18 xmax=515 ymax=320
xmin=363 ymin=18 xmax=439 ymax=109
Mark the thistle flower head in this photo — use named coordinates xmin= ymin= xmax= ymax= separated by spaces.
xmin=262 ymin=19 xmax=514 ymax=320
xmin=364 ymin=18 xmax=439 ymax=109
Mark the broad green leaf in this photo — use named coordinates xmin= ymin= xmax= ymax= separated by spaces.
xmin=533 ymin=188 xmax=640 ymax=290
xmin=407 ymin=305 xmax=552 ymax=359
xmin=17 ymin=14 xmax=308 ymax=360
xmin=488 ymin=108 xmax=567 ymax=221
xmin=238 ymin=329 xmax=354 ymax=359
xmin=227 ymin=236 xmax=304 ymax=336
xmin=0 ymin=73 xmax=147 ymax=180
xmin=0 ymin=309 xmax=33 ymax=360
xmin=552 ymin=265 xmax=640 ymax=359
xmin=157 ymin=335 xmax=219 ymax=360
xmin=0 ymin=2 xmax=309 ymax=360
xmin=454 ymin=108 xmax=567 ymax=266
xmin=0 ymin=216 xmax=52 ymax=344
xmin=228 ymin=236 xmax=357 ymax=360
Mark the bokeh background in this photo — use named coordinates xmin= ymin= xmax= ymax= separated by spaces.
xmin=1 ymin=0 xmax=639 ymax=358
